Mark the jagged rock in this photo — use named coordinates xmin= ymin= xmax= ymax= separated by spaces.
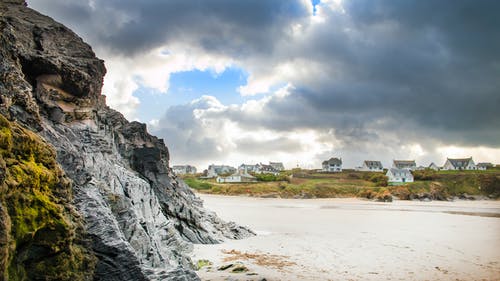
xmin=375 ymin=196 xmax=393 ymax=202
xmin=459 ymin=193 xmax=476 ymax=200
xmin=218 ymin=264 xmax=234 ymax=271
xmin=0 ymin=2 xmax=254 ymax=280
xmin=231 ymin=264 xmax=249 ymax=273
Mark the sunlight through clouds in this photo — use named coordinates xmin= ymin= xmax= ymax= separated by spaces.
xmin=30 ymin=0 xmax=500 ymax=169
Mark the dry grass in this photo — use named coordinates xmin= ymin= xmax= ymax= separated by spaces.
xmin=221 ymin=249 xmax=297 ymax=270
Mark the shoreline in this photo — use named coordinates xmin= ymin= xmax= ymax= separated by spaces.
xmin=195 ymin=190 xmax=499 ymax=202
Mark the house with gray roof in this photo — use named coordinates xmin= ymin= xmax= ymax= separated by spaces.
xmin=207 ymin=164 xmax=237 ymax=178
xmin=428 ymin=162 xmax=440 ymax=171
xmin=393 ymin=160 xmax=417 ymax=170
xmin=269 ymin=162 xmax=285 ymax=171
xmin=239 ymin=163 xmax=281 ymax=175
xmin=356 ymin=160 xmax=383 ymax=172
xmin=217 ymin=170 xmax=257 ymax=183
xmin=238 ymin=164 xmax=260 ymax=173
xmin=386 ymin=168 xmax=414 ymax=184
xmin=322 ymin=157 xmax=342 ymax=172
xmin=256 ymin=163 xmax=280 ymax=175
xmin=442 ymin=157 xmax=476 ymax=170
xmin=172 ymin=165 xmax=197 ymax=175
xmin=476 ymin=162 xmax=493 ymax=170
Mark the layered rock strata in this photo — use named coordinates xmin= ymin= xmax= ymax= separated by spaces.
xmin=0 ymin=1 xmax=253 ymax=280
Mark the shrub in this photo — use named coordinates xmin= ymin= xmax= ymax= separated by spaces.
xmin=358 ymin=189 xmax=377 ymax=199
xmin=278 ymin=182 xmax=288 ymax=190
xmin=368 ymin=173 xmax=388 ymax=187
xmin=347 ymin=173 xmax=360 ymax=179
xmin=195 ymin=259 xmax=212 ymax=270
xmin=478 ymin=175 xmax=500 ymax=197
xmin=375 ymin=188 xmax=392 ymax=202
xmin=413 ymin=169 xmax=437 ymax=181
xmin=389 ymin=186 xmax=411 ymax=200
xmin=183 ymin=178 xmax=212 ymax=190
xmin=429 ymin=182 xmax=449 ymax=200
xmin=254 ymin=173 xmax=289 ymax=182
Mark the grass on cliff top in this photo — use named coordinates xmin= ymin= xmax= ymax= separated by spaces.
xmin=182 ymin=171 xmax=386 ymax=198
xmin=0 ymin=114 xmax=95 ymax=281
xmin=183 ymin=169 xmax=500 ymax=199
xmin=412 ymin=169 xmax=500 ymax=196
xmin=436 ymin=168 xmax=500 ymax=174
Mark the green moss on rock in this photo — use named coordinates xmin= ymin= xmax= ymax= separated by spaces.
xmin=0 ymin=114 xmax=95 ymax=280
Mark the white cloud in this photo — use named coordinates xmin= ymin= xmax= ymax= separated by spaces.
xmin=98 ymin=46 xmax=235 ymax=119
xmin=151 ymin=88 xmax=338 ymax=170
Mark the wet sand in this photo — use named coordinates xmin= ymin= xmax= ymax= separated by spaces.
xmin=192 ymin=195 xmax=500 ymax=281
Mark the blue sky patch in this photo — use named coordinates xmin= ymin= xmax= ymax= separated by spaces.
xmin=311 ymin=0 xmax=320 ymax=15
xmin=133 ymin=67 xmax=249 ymax=122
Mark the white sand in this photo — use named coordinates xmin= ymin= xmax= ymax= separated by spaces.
xmin=192 ymin=195 xmax=500 ymax=281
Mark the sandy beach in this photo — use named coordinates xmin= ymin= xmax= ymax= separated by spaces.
xmin=192 ymin=195 xmax=500 ymax=281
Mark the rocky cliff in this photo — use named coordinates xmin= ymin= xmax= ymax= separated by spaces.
xmin=0 ymin=1 xmax=253 ymax=280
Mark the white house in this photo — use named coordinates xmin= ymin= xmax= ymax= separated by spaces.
xmin=207 ymin=164 xmax=236 ymax=178
xmin=476 ymin=162 xmax=493 ymax=170
xmin=216 ymin=171 xmax=257 ymax=183
xmin=356 ymin=160 xmax=383 ymax=172
xmin=428 ymin=162 xmax=440 ymax=171
xmin=442 ymin=157 xmax=476 ymax=170
xmin=256 ymin=163 xmax=280 ymax=175
xmin=393 ymin=160 xmax=417 ymax=170
xmin=269 ymin=162 xmax=285 ymax=171
xmin=386 ymin=168 xmax=414 ymax=184
xmin=172 ymin=165 xmax=197 ymax=175
xmin=238 ymin=163 xmax=281 ymax=175
xmin=322 ymin=157 xmax=342 ymax=172
xmin=238 ymin=164 xmax=260 ymax=173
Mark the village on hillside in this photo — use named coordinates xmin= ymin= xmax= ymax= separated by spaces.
xmin=173 ymin=162 xmax=285 ymax=183
xmin=173 ymin=157 xmax=495 ymax=185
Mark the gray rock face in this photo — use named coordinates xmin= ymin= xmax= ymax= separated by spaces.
xmin=0 ymin=2 xmax=254 ymax=280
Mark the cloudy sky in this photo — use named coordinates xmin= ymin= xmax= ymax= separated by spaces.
xmin=29 ymin=0 xmax=500 ymax=170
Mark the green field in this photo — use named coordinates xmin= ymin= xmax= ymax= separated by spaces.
xmin=181 ymin=169 xmax=500 ymax=200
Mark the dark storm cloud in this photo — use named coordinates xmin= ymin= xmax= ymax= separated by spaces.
xmin=28 ymin=0 xmax=309 ymax=56
xmin=30 ymin=0 xmax=500 ymax=151
xmin=345 ymin=0 xmax=500 ymax=61
xmin=233 ymin=0 xmax=500 ymax=147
